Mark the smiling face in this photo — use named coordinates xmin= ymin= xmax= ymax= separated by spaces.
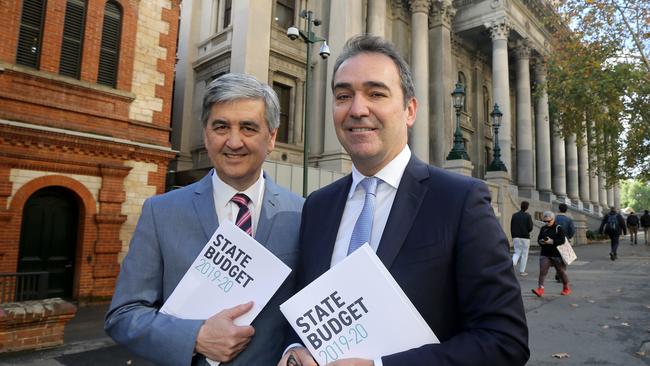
xmin=332 ymin=52 xmax=417 ymax=176
xmin=203 ymin=98 xmax=277 ymax=191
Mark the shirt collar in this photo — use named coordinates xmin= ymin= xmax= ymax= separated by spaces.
xmin=212 ymin=169 xmax=265 ymax=209
xmin=348 ymin=145 xmax=411 ymax=199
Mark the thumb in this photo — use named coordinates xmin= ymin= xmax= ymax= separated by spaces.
xmin=221 ymin=301 xmax=254 ymax=320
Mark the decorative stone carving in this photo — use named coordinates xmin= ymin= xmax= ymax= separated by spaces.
xmin=515 ymin=40 xmax=531 ymax=59
xmin=486 ymin=21 xmax=510 ymax=41
xmin=409 ymin=0 xmax=431 ymax=14
xmin=429 ymin=1 xmax=456 ymax=27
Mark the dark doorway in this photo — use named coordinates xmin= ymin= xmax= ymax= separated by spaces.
xmin=18 ymin=186 xmax=79 ymax=299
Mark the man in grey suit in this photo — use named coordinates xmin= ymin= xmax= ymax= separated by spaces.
xmin=105 ymin=73 xmax=304 ymax=366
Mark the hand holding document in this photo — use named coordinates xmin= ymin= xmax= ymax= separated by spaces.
xmin=280 ymin=244 xmax=438 ymax=365
xmin=160 ymin=220 xmax=292 ymax=365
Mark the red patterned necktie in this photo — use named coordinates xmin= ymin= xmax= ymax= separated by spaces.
xmin=231 ymin=193 xmax=252 ymax=236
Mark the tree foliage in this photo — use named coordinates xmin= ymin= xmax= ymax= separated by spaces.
xmin=620 ymin=179 xmax=650 ymax=211
xmin=543 ymin=0 xmax=650 ymax=184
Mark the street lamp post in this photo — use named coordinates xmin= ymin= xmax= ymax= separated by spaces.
xmin=487 ymin=103 xmax=507 ymax=172
xmin=446 ymin=81 xmax=470 ymax=161
xmin=287 ymin=10 xmax=329 ymax=197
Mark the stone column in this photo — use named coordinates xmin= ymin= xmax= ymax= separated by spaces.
xmin=607 ymin=185 xmax=614 ymax=208
xmin=367 ymin=0 xmax=386 ymax=37
xmin=515 ymin=40 xmax=534 ymax=196
xmin=487 ymin=21 xmax=512 ymax=177
xmin=614 ymin=184 xmax=621 ymax=209
xmin=534 ymin=60 xmax=552 ymax=200
xmin=550 ymin=118 xmax=567 ymax=200
xmin=599 ymin=173 xmax=607 ymax=213
xmin=230 ymin=0 xmax=273 ymax=79
xmin=587 ymin=123 xmax=600 ymax=212
xmin=565 ymin=133 xmax=579 ymax=205
xmin=319 ymin=0 xmax=364 ymax=172
xmin=429 ymin=1 xmax=455 ymax=166
xmin=409 ymin=0 xmax=431 ymax=163
xmin=577 ymin=132 xmax=591 ymax=210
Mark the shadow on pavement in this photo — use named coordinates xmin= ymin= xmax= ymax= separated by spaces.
xmin=55 ymin=345 xmax=156 ymax=366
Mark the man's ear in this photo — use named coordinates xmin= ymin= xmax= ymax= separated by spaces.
xmin=405 ymin=97 xmax=417 ymax=128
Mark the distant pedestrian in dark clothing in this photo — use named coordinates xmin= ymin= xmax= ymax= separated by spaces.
xmin=511 ymin=201 xmax=534 ymax=276
xmin=532 ymin=211 xmax=570 ymax=297
xmin=640 ymin=210 xmax=650 ymax=245
xmin=599 ymin=207 xmax=627 ymax=260
xmin=626 ymin=211 xmax=639 ymax=245
xmin=554 ymin=203 xmax=575 ymax=282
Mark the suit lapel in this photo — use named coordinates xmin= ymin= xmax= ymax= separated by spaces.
xmin=312 ymin=176 xmax=351 ymax=279
xmin=192 ymin=174 xmax=218 ymax=239
xmin=376 ymin=156 xmax=430 ymax=269
xmin=256 ymin=176 xmax=279 ymax=246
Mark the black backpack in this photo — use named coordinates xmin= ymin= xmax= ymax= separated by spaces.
xmin=606 ymin=214 xmax=618 ymax=233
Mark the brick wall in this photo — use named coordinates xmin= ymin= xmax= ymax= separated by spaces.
xmin=0 ymin=298 xmax=77 ymax=353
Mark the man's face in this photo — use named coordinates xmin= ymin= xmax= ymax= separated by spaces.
xmin=203 ymin=99 xmax=277 ymax=191
xmin=332 ymin=52 xmax=416 ymax=176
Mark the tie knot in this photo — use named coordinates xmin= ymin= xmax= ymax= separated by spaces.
xmin=231 ymin=193 xmax=250 ymax=208
xmin=360 ymin=177 xmax=378 ymax=196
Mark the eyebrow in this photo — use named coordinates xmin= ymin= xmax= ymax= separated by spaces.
xmin=333 ymin=80 xmax=390 ymax=90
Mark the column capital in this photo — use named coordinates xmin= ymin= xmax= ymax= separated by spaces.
xmin=429 ymin=1 xmax=456 ymax=28
xmin=515 ymin=40 xmax=531 ymax=60
xmin=409 ymin=0 xmax=431 ymax=14
xmin=485 ymin=20 xmax=511 ymax=41
xmin=533 ymin=58 xmax=547 ymax=81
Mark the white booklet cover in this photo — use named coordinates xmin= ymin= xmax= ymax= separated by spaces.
xmin=160 ymin=220 xmax=292 ymax=365
xmin=280 ymin=244 xmax=438 ymax=365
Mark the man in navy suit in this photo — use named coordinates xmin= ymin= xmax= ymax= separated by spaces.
xmin=279 ymin=35 xmax=529 ymax=366
xmin=105 ymin=73 xmax=303 ymax=366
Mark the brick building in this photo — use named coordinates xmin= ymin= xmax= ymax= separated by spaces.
xmin=0 ymin=0 xmax=179 ymax=303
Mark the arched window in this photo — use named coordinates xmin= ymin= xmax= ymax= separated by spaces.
xmin=97 ymin=1 xmax=122 ymax=87
xmin=59 ymin=0 xmax=87 ymax=78
xmin=458 ymin=71 xmax=467 ymax=112
xmin=16 ymin=0 xmax=46 ymax=68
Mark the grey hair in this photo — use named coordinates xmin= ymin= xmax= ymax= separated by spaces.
xmin=201 ymin=73 xmax=280 ymax=131
xmin=542 ymin=211 xmax=555 ymax=220
xmin=331 ymin=34 xmax=415 ymax=108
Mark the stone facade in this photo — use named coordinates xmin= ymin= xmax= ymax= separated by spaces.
xmin=171 ymin=0 xmax=620 ymax=238
xmin=0 ymin=0 xmax=179 ymax=304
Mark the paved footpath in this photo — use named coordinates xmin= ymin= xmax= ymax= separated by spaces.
xmin=1 ymin=236 xmax=649 ymax=365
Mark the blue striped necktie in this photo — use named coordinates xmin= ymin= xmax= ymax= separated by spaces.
xmin=348 ymin=177 xmax=379 ymax=255
xmin=231 ymin=193 xmax=252 ymax=236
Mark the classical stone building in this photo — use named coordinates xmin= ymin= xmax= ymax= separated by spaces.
xmin=0 ymin=0 xmax=179 ymax=303
xmin=172 ymin=1 xmax=619 ymax=237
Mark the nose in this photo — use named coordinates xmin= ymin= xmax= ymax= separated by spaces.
xmin=225 ymin=129 xmax=244 ymax=149
xmin=348 ymin=95 xmax=370 ymax=119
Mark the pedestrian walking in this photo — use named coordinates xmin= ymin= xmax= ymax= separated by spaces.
xmin=554 ymin=203 xmax=575 ymax=282
xmin=532 ymin=211 xmax=571 ymax=297
xmin=626 ymin=210 xmax=639 ymax=245
xmin=511 ymin=201 xmax=534 ymax=276
xmin=598 ymin=207 xmax=627 ymax=260
xmin=641 ymin=209 xmax=650 ymax=245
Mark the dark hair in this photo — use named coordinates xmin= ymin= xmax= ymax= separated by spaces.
xmin=558 ymin=203 xmax=568 ymax=213
xmin=331 ymin=34 xmax=415 ymax=107
xmin=201 ymin=73 xmax=280 ymax=131
xmin=520 ymin=201 xmax=529 ymax=211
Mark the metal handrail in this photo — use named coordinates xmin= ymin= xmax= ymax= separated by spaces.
xmin=0 ymin=272 xmax=49 ymax=303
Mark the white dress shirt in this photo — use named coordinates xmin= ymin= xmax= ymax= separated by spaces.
xmin=286 ymin=146 xmax=411 ymax=366
xmin=211 ymin=169 xmax=265 ymax=236
xmin=330 ymin=145 xmax=411 ymax=267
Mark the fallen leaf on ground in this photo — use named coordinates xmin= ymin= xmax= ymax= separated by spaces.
xmin=621 ymin=322 xmax=631 ymax=327
xmin=571 ymin=303 xmax=579 ymax=307
xmin=635 ymin=351 xmax=646 ymax=357
xmin=553 ymin=352 xmax=570 ymax=358
xmin=588 ymin=300 xmax=595 ymax=303
xmin=602 ymin=324 xmax=610 ymax=329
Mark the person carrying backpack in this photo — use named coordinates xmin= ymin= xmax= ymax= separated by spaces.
xmin=626 ymin=211 xmax=639 ymax=245
xmin=641 ymin=210 xmax=650 ymax=245
xmin=599 ymin=207 xmax=627 ymax=260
